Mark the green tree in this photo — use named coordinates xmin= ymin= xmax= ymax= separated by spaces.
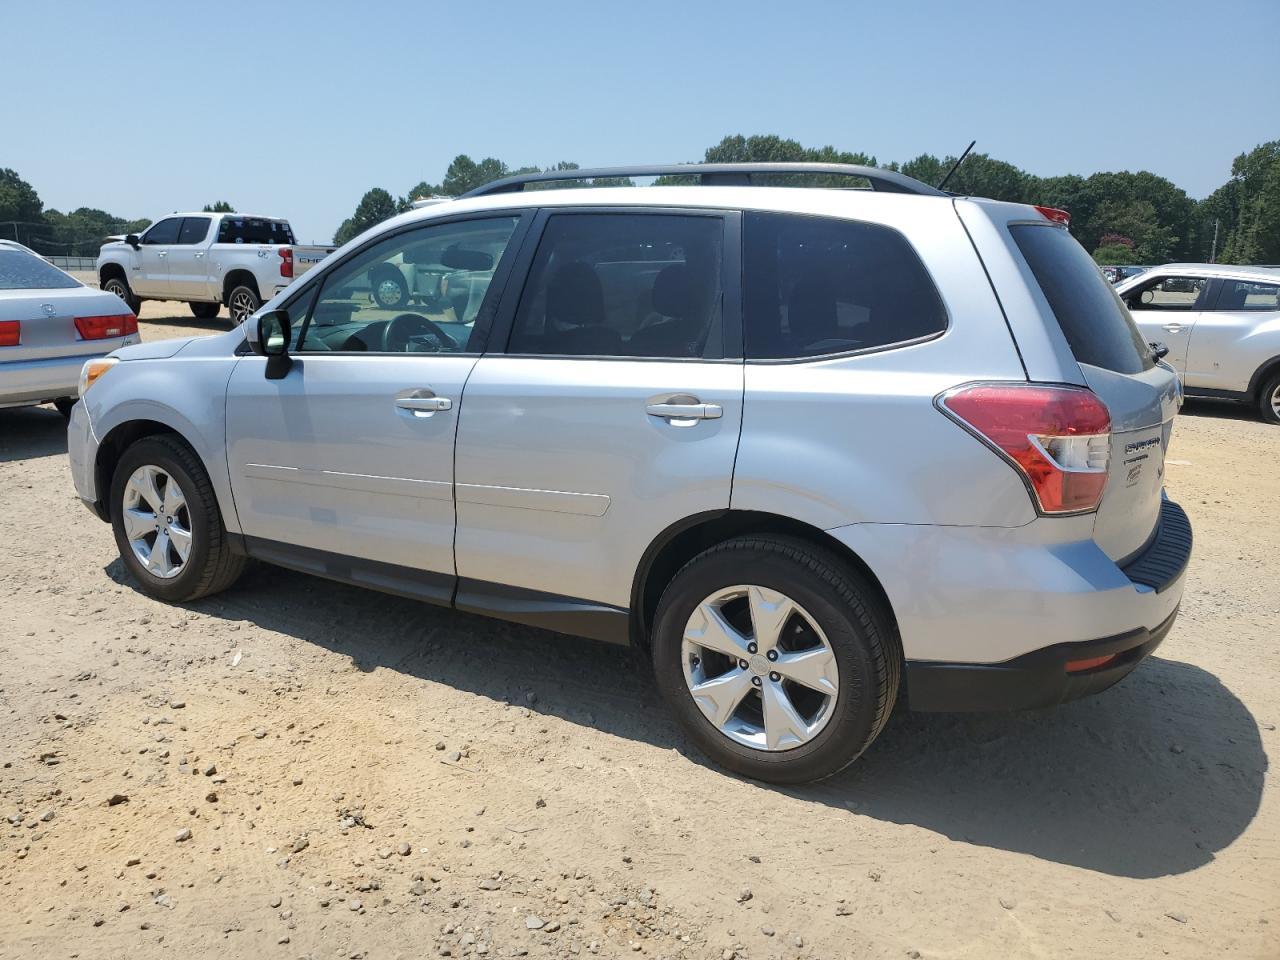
xmin=1213 ymin=141 xmax=1280 ymax=264
xmin=333 ymin=188 xmax=399 ymax=245
xmin=202 ymin=200 xmax=235 ymax=212
xmin=0 ymin=167 xmax=44 ymax=245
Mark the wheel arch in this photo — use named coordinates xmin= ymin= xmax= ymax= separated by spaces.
xmin=629 ymin=509 xmax=900 ymax=650
xmin=93 ymin=419 xmax=182 ymax=522
xmin=1247 ymin=353 xmax=1280 ymax=399
xmin=99 ymin=261 xmax=127 ymax=286
xmin=222 ymin=269 xmax=261 ymax=304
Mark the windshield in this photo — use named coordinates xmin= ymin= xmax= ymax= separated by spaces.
xmin=0 ymin=250 xmax=81 ymax=290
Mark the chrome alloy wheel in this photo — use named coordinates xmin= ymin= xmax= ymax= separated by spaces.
xmin=1270 ymin=382 xmax=1280 ymax=420
xmin=681 ymin=586 xmax=839 ymax=751
xmin=229 ymin=290 xmax=257 ymax=325
xmin=121 ymin=465 xmax=192 ymax=579
xmin=376 ymin=278 xmax=405 ymax=306
xmin=104 ymin=278 xmax=129 ymax=300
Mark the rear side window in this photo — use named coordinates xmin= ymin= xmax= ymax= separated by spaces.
xmin=1216 ymin=279 xmax=1280 ymax=311
xmin=217 ymin=217 xmax=296 ymax=245
xmin=1010 ymin=223 xmax=1154 ymax=374
xmin=0 ymin=250 xmax=80 ymax=290
xmin=177 ymin=217 xmax=211 ymax=245
xmin=743 ymin=212 xmax=946 ymax=359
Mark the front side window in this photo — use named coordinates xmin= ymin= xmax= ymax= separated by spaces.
xmin=177 ymin=217 xmax=211 ymax=245
xmin=295 ymin=216 xmax=520 ymax=354
xmin=1127 ymin=275 xmax=1209 ymax=311
xmin=142 ymin=218 xmax=182 ymax=245
xmin=508 ymin=213 xmax=725 ymax=359
xmin=743 ymin=211 xmax=946 ymax=359
xmin=1215 ymin=279 xmax=1280 ymax=312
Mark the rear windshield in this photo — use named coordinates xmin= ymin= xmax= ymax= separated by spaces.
xmin=1010 ymin=223 xmax=1153 ymax=375
xmin=217 ymin=217 xmax=295 ymax=245
xmin=0 ymin=250 xmax=80 ymax=290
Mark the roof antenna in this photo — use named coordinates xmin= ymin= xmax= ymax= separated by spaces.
xmin=936 ymin=140 xmax=976 ymax=191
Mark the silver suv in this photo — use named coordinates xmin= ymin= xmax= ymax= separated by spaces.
xmin=67 ymin=164 xmax=1192 ymax=784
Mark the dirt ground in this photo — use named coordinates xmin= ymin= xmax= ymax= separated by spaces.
xmin=1 ymin=301 xmax=1277 ymax=960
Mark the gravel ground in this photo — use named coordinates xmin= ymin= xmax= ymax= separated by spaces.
xmin=0 ymin=302 xmax=1277 ymax=959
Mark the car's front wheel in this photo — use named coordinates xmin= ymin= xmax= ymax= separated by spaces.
xmin=651 ymin=536 xmax=900 ymax=784
xmin=1259 ymin=372 xmax=1280 ymax=425
xmin=110 ymin=435 xmax=245 ymax=602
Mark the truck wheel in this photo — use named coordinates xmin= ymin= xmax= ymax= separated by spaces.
xmin=110 ymin=435 xmax=246 ymax=603
xmin=1259 ymin=372 xmax=1280 ymax=425
xmin=650 ymin=536 xmax=900 ymax=784
xmin=370 ymin=266 xmax=409 ymax=309
xmin=191 ymin=302 xmax=220 ymax=320
xmin=228 ymin=285 xmax=261 ymax=326
xmin=103 ymin=276 xmax=141 ymax=314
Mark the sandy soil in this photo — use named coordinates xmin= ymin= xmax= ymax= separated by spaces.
xmin=1 ymin=302 xmax=1277 ymax=960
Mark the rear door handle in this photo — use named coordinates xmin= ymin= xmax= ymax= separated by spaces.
xmin=1162 ymin=322 xmax=1183 ymax=333
xmin=157 ymin=251 xmax=167 ymax=258
xmin=395 ymin=389 xmax=452 ymax=417
xmin=645 ymin=401 xmax=723 ymax=422
xmin=194 ymin=251 xmax=205 ymax=258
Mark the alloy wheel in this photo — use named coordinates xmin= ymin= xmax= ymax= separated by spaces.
xmin=1271 ymin=383 xmax=1280 ymax=420
xmin=681 ymin=585 xmax=839 ymax=751
xmin=230 ymin=290 xmax=256 ymax=325
xmin=376 ymin=279 xmax=405 ymax=307
xmin=121 ymin=465 xmax=192 ymax=579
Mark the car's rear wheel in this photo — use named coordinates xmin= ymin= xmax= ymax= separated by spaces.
xmin=650 ymin=536 xmax=900 ymax=784
xmin=227 ymin=284 xmax=261 ymax=326
xmin=191 ymin=302 xmax=220 ymax=320
xmin=102 ymin=276 xmax=141 ymax=314
xmin=110 ymin=435 xmax=245 ymax=602
xmin=1259 ymin=372 xmax=1280 ymax=425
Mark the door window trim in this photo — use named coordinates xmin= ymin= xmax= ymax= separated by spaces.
xmin=176 ymin=216 xmax=212 ymax=245
xmin=280 ymin=210 xmax=535 ymax=357
xmin=141 ymin=217 xmax=182 ymax=245
xmin=487 ymin=205 xmax=744 ymax=363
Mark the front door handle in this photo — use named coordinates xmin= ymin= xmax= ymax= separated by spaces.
xmin=157 ymin=250 xmax=167 ymax=258
xmin=646 ymin=401 xmax=723 ymax=422
xmin=395 ymin=389 xmax=452 ymax=417
xmin=1162 ymin=322 xmax=1183 ymax=333
xmin=194 ymin=251 xmax=205 ymax=259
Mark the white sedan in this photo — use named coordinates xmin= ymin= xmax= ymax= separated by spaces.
xmin=0 ymin=244 xmax=140 ymax=417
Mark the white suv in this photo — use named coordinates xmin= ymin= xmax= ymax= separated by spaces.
xmin=68 ymin=164 xmax=1191 ymax=783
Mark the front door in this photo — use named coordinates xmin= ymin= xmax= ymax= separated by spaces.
xmin=1123 ymin=273 xmax=1211 ymax=377
xmin=168 ymin=216 xmax=215 ymax=300
xmin=1185 ymin=277 xmax=1280 ymax=392
xmin=453 ymin=209 xmax=744 ymax=614
xmin=133 ymin=216 xmax=181 ymax=297
xmin=224 ymin=213 xmax=527 ymax=599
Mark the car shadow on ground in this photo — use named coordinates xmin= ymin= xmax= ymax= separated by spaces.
xmin=140 ymin=313 xmax=231 ymax=334
xmin=0 ymin=406 xmax=68 ymax=463
xmin=1179 ymin=397 xmax=1265 ymax=423
xmin=102 ymin=556 xmax=1268 ymax=882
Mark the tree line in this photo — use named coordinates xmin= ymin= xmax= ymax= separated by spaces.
xmin=334 ymin=134 xmax=1280 ymax=265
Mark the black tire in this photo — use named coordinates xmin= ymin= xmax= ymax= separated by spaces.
xmin=110 ymin=435 xmax=246 ymax=603
xmin=102 ymin=275 xmax=141 ymax=315
xmin=191 ymin=301 xmax=220 ymax=320
xmin=1258 ymin=372 xmax=1280 ymax=425
xmin=53 ymin=397 xmax=77 ymax=420
xmin=227 ymin=284 xmax=261 ymax=326
xmin=650 ymin=536 xmax=900 ymax=784
xmin=370 ymin=266 xmax=409 ymax=309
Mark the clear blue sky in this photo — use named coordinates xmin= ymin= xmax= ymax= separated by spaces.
xmin=4 ymin=0 xmax=1277 ymax=243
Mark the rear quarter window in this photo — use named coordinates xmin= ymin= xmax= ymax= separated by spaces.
xmin=743 ymin=211 xmax=947 ymax=360
xmin=217 ymin=218 xmax=296 ymax=245
xmin=1010 ymin=223 xmax=1154 ymax=375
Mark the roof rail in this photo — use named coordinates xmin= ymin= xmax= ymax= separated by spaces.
xmin=459 ymin=163 xmax=946 ymax=199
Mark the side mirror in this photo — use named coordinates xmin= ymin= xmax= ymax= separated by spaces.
xmin=253 ymin=309 xmax=293 ymax=379
xmin=1150 ymin=341 xmax=1170 ymax=361
xmin=125 ymin=234 xmax=140 ymax=250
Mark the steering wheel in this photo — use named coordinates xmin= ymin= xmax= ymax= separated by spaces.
xmin=382 ymin=313 xmax=454 ymax=353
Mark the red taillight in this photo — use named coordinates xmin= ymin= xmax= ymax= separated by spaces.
xmin=279 ymin=247 xmax=294 ymax=278
xmin=1066 ymin=653 xmax=1118 ymax=674
xmin=74 ymin=314 xmax=138 ymax=340
xmin=1035 ymin=205 xmax=1071 ymax=226
xmin=0 ymin=320 xmax=19 ymax=347
xmin=939 ymin=383 xmax=1111 ymax=515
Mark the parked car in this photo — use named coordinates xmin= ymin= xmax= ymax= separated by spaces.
xmin=1101 ymin=264 xmax=1147 ymax=284
xmin=68 ymin=163 xmax=1191 ymax=784
xmin=0 ymin=243 xmax=139 ymax=417
xmin=1117 ymin=263 xmax=1280 ymax=423
xmin=96 ymin=213 xmax=334 ymax=325
xmin=0 ymin=238 xmax=49 ymax=261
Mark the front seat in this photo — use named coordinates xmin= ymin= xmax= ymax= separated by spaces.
xmin=539 ymin=261 xmax=622 ymax=356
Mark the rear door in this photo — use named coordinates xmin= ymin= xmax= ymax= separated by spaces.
xmin=168 ymin=216 xmax=216 ymax=300
xmin=1184 ymin=277 xmax=1280 ymax=392
xmin=1119 ymin=273 xmax=1212 ymax=378
xmin=1004 ymin=219 xmax=1179 ymax=563
xmin=134 ymin=217 xmax=181 ymax=297
xmin=452 ymin=208 xmax=743 ymax=617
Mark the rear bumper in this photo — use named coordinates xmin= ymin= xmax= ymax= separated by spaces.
xmin=905 ymin=607 xmax=1178 ymax=711
xmin=0 ymin=354 xmax=93 ymax=407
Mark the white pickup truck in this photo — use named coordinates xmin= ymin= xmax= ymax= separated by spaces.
xmin=96 ymin=213 xmax=334 ymax=325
